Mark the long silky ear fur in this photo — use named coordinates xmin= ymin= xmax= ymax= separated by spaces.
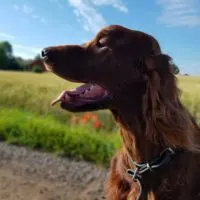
xmin=143 ymin=54 xmax=200 ymax=152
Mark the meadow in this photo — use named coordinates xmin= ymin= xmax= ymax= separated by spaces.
xmin=0 ymin=71 xmax=200 ymax=165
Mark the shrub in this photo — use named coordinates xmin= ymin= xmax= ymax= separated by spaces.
xmin=0 ymin=107 xmax=121 ymax=166
xmin=32 ymin=65 xmax=42 ymax=73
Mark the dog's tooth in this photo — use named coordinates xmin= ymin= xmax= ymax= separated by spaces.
xmin=69 ymin=88 xmax=76 ymax=92
xmin=65 ymin=93 xmax=71 ymax=101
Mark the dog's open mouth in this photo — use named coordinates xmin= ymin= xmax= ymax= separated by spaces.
xmin=51 ymin=83 xmax=110 ymax=108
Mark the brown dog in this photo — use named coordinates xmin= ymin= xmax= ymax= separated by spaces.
xmin=42 ymin=25 xmax=200 ymax=200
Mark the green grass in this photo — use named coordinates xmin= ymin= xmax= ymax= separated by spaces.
xmin=0 ymin=107 xmax=121 ymax=166
xmin=177 ymin=75 xmax=200 ymax=122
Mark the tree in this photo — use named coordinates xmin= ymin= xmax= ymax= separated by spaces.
xmin=0 ymin=41 xmax=13 ymax=57
xmin=0 ymin=41 xmax=13 ymax=70
xmin=34 ymin=54 xmax=41 ymax=60
xmin=0 ymin=41 xmax=23 ymax=71
xmin=15 ymin=56 xmax=28 ymax=71
xmin=32 ymin=65 xmax=42 ymax=73
xmin=0 ymin=49 xmax=10 ymax=70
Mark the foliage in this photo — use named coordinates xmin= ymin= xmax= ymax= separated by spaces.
xmin=0 ymin=41 xmax=39 ymax=72
xmin=32 ymin=65 xmax=42 ymax=73
xmin=34 ymin=54 xmax=41 ymax=60
xmin=0 ymin=41 xmax=13 ymax=57
xmin=0 ymin=41 xmax=25 ymax=71
xmin=0 ymin=42 xmax=11 ymax=70
xmin=15 ymin=56 xmax=29 ymax=71
xmin=0 ymin=107 xmax=120 ymax=166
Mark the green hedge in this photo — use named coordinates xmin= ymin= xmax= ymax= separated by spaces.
xmin=0 ymin=107 xmax=121 ymax=166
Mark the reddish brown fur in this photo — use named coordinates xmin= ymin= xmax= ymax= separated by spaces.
xmin=43 ymin=25 xmax=200 ymax=200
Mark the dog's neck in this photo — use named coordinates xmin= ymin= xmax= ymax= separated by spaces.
xmin=112 ymin=109 xmax=163 ymax=163
xmin=110 ymin=73 xmax=200 ymax=163
xmin=120 ymin=126 xmax=163 ymax=163
xmin=111 ymin=104 xmax=200 ymax=164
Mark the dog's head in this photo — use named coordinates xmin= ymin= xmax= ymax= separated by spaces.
xmin=42 ymin=25 xmax=174 ymax=114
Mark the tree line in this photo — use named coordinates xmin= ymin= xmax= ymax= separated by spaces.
xmin=0 ymin=41 xmax=39 ymax=71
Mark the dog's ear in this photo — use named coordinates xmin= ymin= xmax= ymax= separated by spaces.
xmin=143 ymin=53 xmax=199 ymax=152
xmin=143 ymin=53 xmax=176 ymax=104
xmin=144 ymin=54 xmax=173 ymax=75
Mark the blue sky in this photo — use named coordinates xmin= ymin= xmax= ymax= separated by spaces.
xmin=0 ymin=0 xmax=200 ymax=75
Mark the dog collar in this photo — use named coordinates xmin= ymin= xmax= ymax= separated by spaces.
xmin=126 ymin=147 xmax=183 ymax=200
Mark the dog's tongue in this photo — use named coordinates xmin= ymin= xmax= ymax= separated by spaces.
xmin=51 ymin=83 xmax=106 ymax=106
xmin=79 ymin=84 xmax=105 ymax=98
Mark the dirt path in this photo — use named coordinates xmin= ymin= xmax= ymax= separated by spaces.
xmin=0 ymin=143 xmax=107 ymax=200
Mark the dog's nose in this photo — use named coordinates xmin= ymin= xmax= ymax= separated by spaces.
xmin=41 ymin=48 xmax=49 ymax=59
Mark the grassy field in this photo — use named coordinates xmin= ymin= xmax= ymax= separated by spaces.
xmin=0 ymin=71 xmax=200 ymax=165
xmin=177 ymin=76 xmax=200 ymax=121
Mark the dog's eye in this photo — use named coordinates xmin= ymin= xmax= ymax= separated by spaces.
xmin=96 ymin=41 xmax=103 ymax=48
xmin=96 ymin=38 xmax=106 ymax=48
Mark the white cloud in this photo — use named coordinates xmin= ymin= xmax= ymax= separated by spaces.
xmin=92 ymin=0 xmax=128 ymax=12
xmin=14 ymin=51 xmax=37 ymax=59
xmin=13 ymin=44 xmax=41 ymax=54
xmin=0 ymin=33 xmax=15 ymax=40
xmin=13 ymin=44 xmax=42 ymax=59
xmin=13 ymin=4 xmax=47 ymax=24
xmin=68 ymin=0 xmax=105 ymax=33
xmin=67 ymin=0 xmax=128 ymax=33
xmin=157 ymin=0 xmax=200 ymax=27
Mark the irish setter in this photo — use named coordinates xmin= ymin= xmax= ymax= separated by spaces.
xmin=42 ymin=25 xmax=200 ymax=200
